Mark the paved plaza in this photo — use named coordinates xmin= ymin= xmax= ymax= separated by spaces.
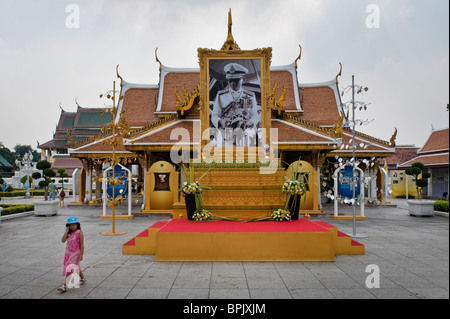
xmin=0 ymin=197 xmax=448 ymax=300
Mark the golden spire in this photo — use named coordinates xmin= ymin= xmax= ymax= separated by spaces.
xmin=221 ymin=9 xmax=240 ymax=51
xmin=227 ymin=9 xmax=233 ymax=42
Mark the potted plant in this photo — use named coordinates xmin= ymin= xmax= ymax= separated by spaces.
xmin=33 ymin=160 xmax=56 ymax=200
xmin=281 ymin=162 xmax=308 ymax=220
xmin=179 ymin=163 xmax=211 ymax=220
xmin=405 ymin=162 xmax=434 ymax=217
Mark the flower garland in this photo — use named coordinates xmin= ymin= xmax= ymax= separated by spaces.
xmin=192 ymin=209 xmax=212 ymax=221
xmin=189 ymin=211 xmax=292 ymax=223
xmin=271 ymin=208 xmax=292 ymax=221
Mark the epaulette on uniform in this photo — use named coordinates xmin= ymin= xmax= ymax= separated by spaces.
xmin=242 ymin=90 xmax=256 ymax=98
xmin=217 ymin=89 xmax=229 ymax=96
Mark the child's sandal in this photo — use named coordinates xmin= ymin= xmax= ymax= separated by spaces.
xmin=80 ymin=278 xmax=87 ymax=285
xmin=57 ymin=285 xmax=67 ymax=292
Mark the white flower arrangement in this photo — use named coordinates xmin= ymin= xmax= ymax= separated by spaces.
xmin=271 ymin=208 xmax=292 ymax=221
xmin=179 ymin=181 xmax=202 ymax=195
xmin=282 ymin=179 xmax=304 ymax=196
xmin=192 ymin=209 xmax=212 ymax=221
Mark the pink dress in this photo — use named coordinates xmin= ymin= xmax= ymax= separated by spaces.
xmin=63 ymin=230 xmax=82 ymax=276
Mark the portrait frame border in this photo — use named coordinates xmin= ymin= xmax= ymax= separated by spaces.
xmin=197 ymin=47 xmax=272 ymax=160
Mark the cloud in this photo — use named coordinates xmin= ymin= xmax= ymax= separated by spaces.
xmin=357 ymin=54 xmax=449 ymax=146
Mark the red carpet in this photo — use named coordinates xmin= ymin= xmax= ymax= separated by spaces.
xmin=158 ymin=218 xmax=331 ymax=233
xmin=123 ymin=218 xmax=365 ymax=260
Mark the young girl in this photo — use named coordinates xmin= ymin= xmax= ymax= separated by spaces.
xmin=58 ymin=216 xmax=86 ymax=292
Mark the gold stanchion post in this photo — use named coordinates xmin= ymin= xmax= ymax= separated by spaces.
xmin=99 ymin=74 xmax=131 ymax=236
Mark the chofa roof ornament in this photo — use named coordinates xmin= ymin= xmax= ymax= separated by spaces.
xmin=221 ymin=9 xmax=240 ymax=51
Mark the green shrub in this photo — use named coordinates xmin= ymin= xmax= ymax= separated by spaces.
xmin=0 ymin=189 xmax=46 ymax=197
xmin=395 ymin=194 xmax=415 ymax=199
xmin=0 ymin=189 xmax=72 ymax=198
xmin=0 ymin=204 xmax=35 ymax=216
xmin=434 ymin=201 xmax=449 ymax=213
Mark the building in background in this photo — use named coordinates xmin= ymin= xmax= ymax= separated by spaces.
xmin=38 ymin=105 xmax=110 ymax=178
xmin=398 ymin=128 xmax=449 ymax=199
xmin=386 ymin=145 xmax=419 ymax=198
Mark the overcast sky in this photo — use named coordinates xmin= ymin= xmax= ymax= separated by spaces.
xmin=0 ymin=0 xmax=448 ymax=152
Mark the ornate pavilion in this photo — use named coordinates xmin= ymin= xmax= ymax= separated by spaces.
xmin=66 ymin=11 xmax=396 ymax=218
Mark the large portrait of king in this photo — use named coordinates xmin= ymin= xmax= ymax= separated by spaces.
xmin=198 ymin=47 xmax=272 ymax=155
xmin=209 ymin=59 xmax=262 ymax=147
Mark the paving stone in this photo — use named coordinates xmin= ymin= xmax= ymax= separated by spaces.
xmin=0 ymin=198 xmax=447 ymax=300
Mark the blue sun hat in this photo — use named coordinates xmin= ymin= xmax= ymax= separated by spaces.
xmin=66 ymin=216 xmax=80 ymax=227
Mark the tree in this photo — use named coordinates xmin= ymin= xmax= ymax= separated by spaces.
xmin=0 ymin=143 xmax=15 ymax=166
xmin=34 ymin=160 xmax=56 ymax=200
xmin=12 ymin=144 xmax=40 ymax=163
xmin=405 ymin=162 xmax=431 ymax=199
xmin=14 ymin=145 xmax=32 ymax=159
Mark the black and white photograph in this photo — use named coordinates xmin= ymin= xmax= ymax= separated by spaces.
xmin=209 ymin=59 xmax=262 ymax=147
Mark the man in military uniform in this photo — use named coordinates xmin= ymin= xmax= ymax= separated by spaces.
xmin=210 ymin=62 xmax=260 ymax=147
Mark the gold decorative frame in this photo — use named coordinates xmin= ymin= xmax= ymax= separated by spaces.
xmin=197 ymin=47 xmax=272 ymax=158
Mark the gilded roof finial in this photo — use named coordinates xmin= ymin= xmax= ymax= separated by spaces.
xmin=155 ymin=47 xmax=162 ymax=71
xmin=221 ymin=9 xmax=240 ymax=51
xmin=390 ymin=127 xmax=397 ymax=147
xmin=335 ymin=62 xmax=342 ymax=83
xmin=295 ymin=44 xmax=302 ymax=69
xmin=116 ymin=64 xmax=123 ymax=86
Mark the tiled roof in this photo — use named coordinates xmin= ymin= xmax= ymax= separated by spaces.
xmin=38 ymin=138 xmax=68 ymax=149
xmin=52 ymin=157 xmax=83 ymax=168
xmin=271 ymin=119 xmax=335 ymax=147
xmin=68 ymin=61 xmax=393 ymax=158
xmin=39 ymin=107 xmax=109 ymax=150
xmin=299 ymin=86 xmax=341 ymax=126
xmin=120 ymin=88 xmax=159 ymax=127
xmin=58 ymin=112 xmax=76 ymax=130
xmin=119 ymin=66 xmax=341 ymax=125
xmin=158 ymin=72 xmax=200 ymax=114
xmin=270 ymin=70 xmax=299 ymax=112
xmin=0 ymin=154 xmax=12 ymax=167
xmin=70 ymin=135 xmax=130 ymax=154
xmin=73 ymin=107 xmax=110 ymax=127
xmin=397 ymin=128 xmax=449 ymax=168
xmin=398 ymin=153 xmax=449 ymax=168
xmin=385 ymin=146 xmax=419 ymax=166
xmin=418 ymin=128 xmax=449 ymax=154
xmin=126 ymin=120 xmax=199 ymax=146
